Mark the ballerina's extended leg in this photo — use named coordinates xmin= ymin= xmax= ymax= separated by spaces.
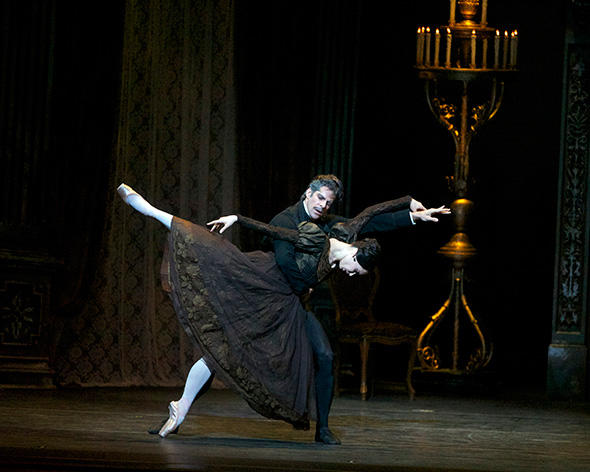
xmin=117 ymin=183 xmax=173 ymax=229
xmin=157 ymin=358 xmax=213 ymax=438
xmin=117 ymin=186 xmax=214 ymax=436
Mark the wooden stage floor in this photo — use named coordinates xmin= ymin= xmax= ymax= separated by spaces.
xmin=0 ymin=387 xmax=589 ymax=472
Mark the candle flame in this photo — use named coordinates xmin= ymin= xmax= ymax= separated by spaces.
xmin=447 ymin=27 xmax=451 ymax=34
xmin=511 ymin=32 xmax=515 ymax=38
xmin=472 ymin=30 xmax=476 ymax=35
xmin=436 ymin=28 xmax=440 ymax=34
xmin=426 ymin=27 xmax=430 ymax=33
xmin=504 ymin=30 xmax=509 ymax=37
xmin=514 ymin=30 xmax=518 ymax=36
xmin=417 ymin=27 xmax=421 ymax=33
xmin=496 ymin=30 xmax=500 ymax=36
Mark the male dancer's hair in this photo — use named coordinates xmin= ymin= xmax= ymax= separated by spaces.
xmin=302 ymin=174 xmax=343 ymax=202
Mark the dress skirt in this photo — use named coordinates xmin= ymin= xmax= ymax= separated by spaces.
xmin=161 ymin=217 xmax=315 ymax=428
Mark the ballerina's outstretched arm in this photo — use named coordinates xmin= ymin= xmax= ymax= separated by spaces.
xmin=332 ymin=196 xmax=450 ymax=242
xmin=117 ymin=183 xmax=173 ymax=229
xmin=207 ymin=214 xmax=299 ymax=243
xmin=117 ymin=183 xmax=299 ymax=243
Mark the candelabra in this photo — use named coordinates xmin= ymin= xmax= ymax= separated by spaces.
xmin=415 ymin=0 xmax=517 ymax=374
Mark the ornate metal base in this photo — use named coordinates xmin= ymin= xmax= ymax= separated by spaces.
xmin=415 ymin=199 xmax=492 ymax=374
xmin=416 ymin=265 xmax=491 ymax=374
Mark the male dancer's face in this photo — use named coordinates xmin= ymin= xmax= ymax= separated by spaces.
xmin=304 ymin=186 xmax=336 ymax=221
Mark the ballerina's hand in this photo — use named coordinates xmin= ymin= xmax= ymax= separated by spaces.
xmin=411 ymin=206 xmax=451 ymax=223
xmin=207 ymin=215 xmax=238 ymax=234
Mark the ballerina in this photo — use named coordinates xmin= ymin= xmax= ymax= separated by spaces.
xmin=117 ymin=183 xmax=386 ymax=438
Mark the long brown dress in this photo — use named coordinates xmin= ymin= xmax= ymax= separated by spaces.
xmin=160 ymin=196 xmax=411 ymax=429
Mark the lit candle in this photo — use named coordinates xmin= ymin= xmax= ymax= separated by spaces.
xmin=482 ymin=37 xmax=488 ymax=69
xmin=434 ymin=28 xmax=441 ymax=67
xmin=445 ymin=27 xmax=452 ymax=68
xmin=511 ymin=30 xmax=518 ymax=67
xmin=508 ymin=31 xmax=515 ymax=67
xmin=425 ymin=27 xmax=431 ymax=66
xmin=450 ymin=0 xmax=456 ymax=25
xmin=471 ymin=30 xmax=476 ymax=68
xmin=421 ymin=27 xmax=426 ymax=64
xmin=494 ymin=30 xmax=500 ymax=68
xmin=416 ymin=27 xmax=422 ymax=65
xmin=502 ymin=30 xmax=509 ymax=68
xmin=481 ymin=0 xmax=488 ymax=25
xmin=418 ymin=27 xmax=426 ymax=65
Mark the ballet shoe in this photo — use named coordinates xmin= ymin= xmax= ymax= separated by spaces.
xmin=117 ymin=183 xmax=138 ymax=205
xmin=158 ymin=401 xmax=183 ymax=438
xmin=147 ymin=417 xmax=179 ymax=435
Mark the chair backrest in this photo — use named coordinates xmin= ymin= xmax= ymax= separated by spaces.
xmin=328 ymin=267 xmax=380 ymax=326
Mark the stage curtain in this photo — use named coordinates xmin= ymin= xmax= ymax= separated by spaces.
xmin=56 ymin=0 xmax=237 ymax=386
xmin=235 ymin=0 xmax=361 ymax=246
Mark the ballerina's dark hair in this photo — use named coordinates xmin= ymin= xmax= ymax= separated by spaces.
xmin=352 ymin=238 xmax=381 ymax=271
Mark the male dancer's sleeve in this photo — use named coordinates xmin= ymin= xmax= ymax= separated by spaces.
xmin=269 ymin=211 xmax=310 ymax=295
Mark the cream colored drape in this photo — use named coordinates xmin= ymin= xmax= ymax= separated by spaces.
xmin=56 ymin=0 xmax=237 ymax=386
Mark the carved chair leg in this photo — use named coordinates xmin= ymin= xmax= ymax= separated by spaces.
xmin=360 ymin=337 xmax=370 ymax=401
xmin=406 ymin=340 xmax=417 ymax=401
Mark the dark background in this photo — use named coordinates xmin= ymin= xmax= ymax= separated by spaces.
xmin=0 ymin=1 xmax=567 ymax=393
xmin=234 ymin=0 xmax=564 ymax=392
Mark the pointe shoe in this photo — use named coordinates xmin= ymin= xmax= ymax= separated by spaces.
xmin=147 ymin=417 xmax=179 ymax=435
xmin=158 ymin=401 xmax=183 ymax=438
xmin=117 ymin=183 xmax=139 ymax=205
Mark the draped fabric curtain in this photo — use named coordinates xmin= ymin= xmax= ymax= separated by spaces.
xmin=56 ymin=0 xmax=237 ymax=386
xmin=0 ymin=1 xmax=55 ymax=232
xmin=235 ymin=0 xmax=361 ymax=232
xmin=311 ymin=0 xmax=361 ymax=216
xmin=0 ymin=1 xmax=123 ymax=386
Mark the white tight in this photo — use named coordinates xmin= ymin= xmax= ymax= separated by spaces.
xmin=125 ymin=191 xmax=173 ymax=229
xmin=119 ymin=186 xmax=212 ymax=423
xmin=175 ymin=358 xmax=212 ymax=422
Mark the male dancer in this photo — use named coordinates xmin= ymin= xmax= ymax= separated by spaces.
xmin=269 ymin=174 xmax=437 ymax=444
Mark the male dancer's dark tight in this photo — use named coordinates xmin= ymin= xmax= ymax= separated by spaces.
xmin=303 ymin=311 xmax=334 ymax=430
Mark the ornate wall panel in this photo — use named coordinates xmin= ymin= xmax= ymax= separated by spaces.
xmin=548 ymin=0 xmax=590 ymax=399
xmin=0 ymin=257 xmax=59 ymax=387
xmin=554 ymin=49 xmax=589 ymax=335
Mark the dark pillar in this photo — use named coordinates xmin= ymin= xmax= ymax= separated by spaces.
xmin=548 ymin=1 xmax=590 ymax=400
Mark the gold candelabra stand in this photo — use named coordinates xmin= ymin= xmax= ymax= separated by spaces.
xmin=415 ymin=0 xmax=517 ymax=374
